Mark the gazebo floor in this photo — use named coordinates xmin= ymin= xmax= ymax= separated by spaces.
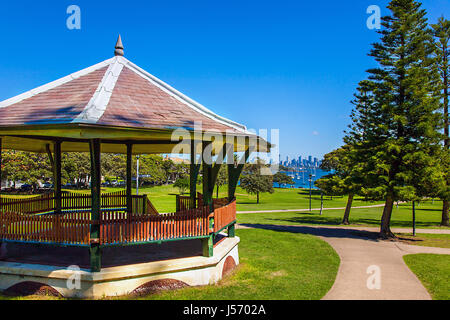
xmin=1 ymin=234 xmax=226 ymax=269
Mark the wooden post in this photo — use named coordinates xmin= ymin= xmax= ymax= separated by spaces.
xmin=126 ymin=143 xmax=132 ymax=214
xmin=46 ymin=144 xmax=54 ymax=170
xmin=89 ymin=139 xmax=102 ymax=272
xmin=54 ymin=141 xmax=62 ymax=215
xmin=201 ymin=141 xmax=214 ymax=257
xmin=202 ymin=141 xmax=214 ymax=212
xmin=0 ymin=138 xmax=2 ymax=212
xmin=228 ymin=139 xmax=251 ymax=202
xmin=227 ymin=223 xmax=235 ymax=238
xmin=190 ymin=141 xmax=200 ymax=209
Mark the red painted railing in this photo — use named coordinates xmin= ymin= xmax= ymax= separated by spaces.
xmin=213 ymin=200 xmax=236 ymax=233
xmin=176 ymin=194 xmax=230 ymax=211
xmin=0 ymin=211 xmax=91 ymax=245
xmin=0 ymin=195 xmax=236 ymax=246
xmin=100 ymin=207 xmax=212 ymax=244
xmin=0 ymin=191 xmax=149 ymax=215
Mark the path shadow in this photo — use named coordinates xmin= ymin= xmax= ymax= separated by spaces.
xmin=239 ymin=223 xmax=380 ymax=242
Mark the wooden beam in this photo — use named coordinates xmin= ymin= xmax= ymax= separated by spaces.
xmin=202 ymin=141 xmax=214 ymax=212
xmin=45 ymin=144 xmax=54 ymax=170
xmin=190 ymin=141 xmax=201 ymax=209
xmin=53 ymin=141 xmax=62 ymax=215
xmin=228 ymin=139 xmax=253 ymax=201
xmin=201 ymin=141 xmax=214 ymax=257
xmin=89 ymin=139 xmax=102 ymax=272
xmin=0 ymin=137 xmax=2 ymax=206
xmin=126 ymin=143 xmax=132 ymax=214
xmin=210 ymin=143 xmax=232 ymax=189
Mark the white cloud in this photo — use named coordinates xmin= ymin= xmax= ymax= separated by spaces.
xmin=312 ymin=131 xmax=319 ymax=136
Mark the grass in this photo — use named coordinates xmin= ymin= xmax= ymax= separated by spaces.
xmin=397 ymin=233 xmax=450 ymax=249
xmin=0 ymin=228 xmax=340 ymax=300
xmin=403 ymin=254 xmax=450 ymax=300
xmin=237 ymin=200 xmax=448 ymax=229
xmin=3 ymin=186 xmax=447 ymax=229
xmin=126 ymin=228 xmax=340 ymax=300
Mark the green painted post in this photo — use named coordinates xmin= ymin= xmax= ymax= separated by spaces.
xmin=228 ymin=140 xmax=251 ymax=202
xmin=0 ymin=138 xmax=2 ymax=213
xmin=190 ymin=141 xmax=200 ymax=209
xmin=143 ymin=194 xmax=147 ymax=214
xmin=228 ymin=223 xmax=235 ymax=238
xmin=201 ymin=141 xmax=214 ymax=257
xmin=54 ymin=141 xmax=62 ymax=215
xmin=202 ymin=234 xmax=214 ymax=257
xmin=202 ymin=141 xmax=214 ymax=212
xmin=126 ymin=143 xmax=133 ymax=214
xmin=89 ymin=139 xmax=102 ymax=272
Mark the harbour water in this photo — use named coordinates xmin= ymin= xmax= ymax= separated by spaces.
xmin=276 ymin=168 xmax=332 ymax=189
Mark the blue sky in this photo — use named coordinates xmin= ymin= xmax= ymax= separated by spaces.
xmin=0 ymin=0 xmax=448 ymax=159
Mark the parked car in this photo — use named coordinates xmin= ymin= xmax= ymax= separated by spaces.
xmin=42 ymin=182 xmax=53 ymax=189
xmin=20 ymin=184 xmax=32 ymax=191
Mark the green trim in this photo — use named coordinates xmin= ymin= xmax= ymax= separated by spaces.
xmin=100 ymin=235 xmax=210 ymax=248
xmin=228 ymin=223 xmax=235 ymax=238
xmin=1 ymin=239 xmax=90 ymax=248
xmin=53 ymin=141 xmax=62 ymax=215
xmin=213 ymin=220 xmax=237 ymax=235
xmin=202 ymin=234 xmax=214 ymax=257
xmin=89 ymin=139 xmax=102 ymax=272
xmin=126 ymin=143 xmax=132 ymax=214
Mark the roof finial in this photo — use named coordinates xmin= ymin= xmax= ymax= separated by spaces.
xmin=114 ymin=35 xmax=124 ymax=56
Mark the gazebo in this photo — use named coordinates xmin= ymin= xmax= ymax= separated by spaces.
xmin=0 ymin=37 xmax=270 ymax=297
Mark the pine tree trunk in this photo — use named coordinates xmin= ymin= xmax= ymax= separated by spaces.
xmin=441 ymin=200 xmax=450 ymax=227
xmin=341 ymin=193 xmax=354 ymax=225
xmin=441 ymin=54 xmax=449 ymax=227
xmin=380 ymin=194 xmax=396 ymax=239
xmin=216 ymin=185 xmax=219 ymax=199
xmin=257 ymin=192 xmax=259 ymax=204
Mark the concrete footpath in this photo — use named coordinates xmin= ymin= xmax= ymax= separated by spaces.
xmin=237 ymin=224 xmax=450 ymax=300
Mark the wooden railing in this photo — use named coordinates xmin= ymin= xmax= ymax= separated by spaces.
xmin=176 ymin=194 xmax=230 ymax=211
xmin=213 ymin=200 xmax=236 ymax=233
xmin=100 ymin=207 xmax=211 ymax=244
xmin=0 ymin=211 xmax=91 ymax=245
xmin=0 ymin=191 xmax=152 ymax=215
xmin=0 ymin=197 xmax=236 ymax=247
xmin=0 ymin=193 xmax=55 ymax=215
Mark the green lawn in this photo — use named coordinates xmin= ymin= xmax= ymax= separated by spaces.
xmin=2 ymin=186 xmax=447 ymax=229
xmin=72 ymin=185 xmax=382 ymax=213
xmin=0 ymin=228 xmax=340 ymax=300
xmin=127 ymin=228 xmax=340 ymax=300
xmin=397 ymin=233 xmax=450 ymax=249
xmin=237 ymin=200 xmax=448 ymax=229
xmin=403 ymin=254 xmax=450 ymax=300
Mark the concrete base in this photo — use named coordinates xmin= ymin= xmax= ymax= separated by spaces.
xmin=0 ymin=236 xmax=239 ymax=298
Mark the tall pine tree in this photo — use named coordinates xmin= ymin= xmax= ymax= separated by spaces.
xmin=431 ymin=17 xmax=450 ymax=226
xmin=345 ymin=0 xmax=442 ymax=238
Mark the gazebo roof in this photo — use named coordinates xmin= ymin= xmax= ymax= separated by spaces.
xmin=0 ymin=37 xmax=269 ymax=154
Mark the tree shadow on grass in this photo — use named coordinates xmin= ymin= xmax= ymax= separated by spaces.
xmin=241 ymin=212 xmax=443 ymax=229
xmin=239 ymin=223 xmax=380 ymax=241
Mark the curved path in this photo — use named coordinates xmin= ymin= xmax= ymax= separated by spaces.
xmin=237 ymin=224 xmax=450 ymax=300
